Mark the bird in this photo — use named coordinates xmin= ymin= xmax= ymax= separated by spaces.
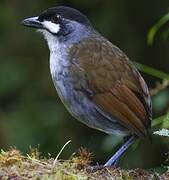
xmin=21 ymin=6 xmax=152 ymax=168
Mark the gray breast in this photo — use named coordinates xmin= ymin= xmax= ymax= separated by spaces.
xmin=49 ymin=45 xmax=129 ymax=137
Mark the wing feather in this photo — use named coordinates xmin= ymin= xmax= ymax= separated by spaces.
xmin=69 ymin=37 xmax=152 ymax=137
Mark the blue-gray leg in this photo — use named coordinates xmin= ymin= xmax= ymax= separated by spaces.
xmin=104 ymin=136 xmax=135 ymax=167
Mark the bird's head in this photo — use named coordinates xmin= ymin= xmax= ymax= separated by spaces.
xmin=21 ymin=6 xmax=93 ymax=44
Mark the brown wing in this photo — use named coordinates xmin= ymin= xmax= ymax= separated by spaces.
xmin=69 ymin=37 xmax=152 ymax=137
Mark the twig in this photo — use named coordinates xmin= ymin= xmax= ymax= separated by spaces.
xmin=53 ymin=140 xmax=72 ymax=167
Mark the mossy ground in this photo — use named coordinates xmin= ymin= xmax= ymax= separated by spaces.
xmin=0 ymin=148 xmax=168 ymax=180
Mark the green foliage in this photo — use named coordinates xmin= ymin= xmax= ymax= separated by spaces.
xmin=147 ymin=12 xmax=169 ymax=45
xmin=135 ymin=62 xmax=169 ymax=80
xmin=152 ymin=113 xmax=169 ymax=127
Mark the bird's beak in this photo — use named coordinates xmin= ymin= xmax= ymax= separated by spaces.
xmin=21 ymin=17 xmax=43 ymax=29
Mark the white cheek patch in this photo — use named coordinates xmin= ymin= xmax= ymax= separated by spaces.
xmin=43 ymin=21 xmax=60 ymax=34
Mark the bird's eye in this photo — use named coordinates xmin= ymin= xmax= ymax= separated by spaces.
xmin=51 ymin=15 xmax=61 ymax=23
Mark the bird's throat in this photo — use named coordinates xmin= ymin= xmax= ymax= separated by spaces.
xmin=38 ymin=29 xmax=60 ymax=52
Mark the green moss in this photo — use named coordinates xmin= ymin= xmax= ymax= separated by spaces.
xmin=0 ymin=148 xmax=168 ymax=180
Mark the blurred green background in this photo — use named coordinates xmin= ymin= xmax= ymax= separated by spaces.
xmin=0 ymin=0 xmax=169 ymax=169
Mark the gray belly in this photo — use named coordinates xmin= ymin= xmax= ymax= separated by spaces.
xmin=51 ymin=71 xmax=129 ymax=136
xmin=49 ymin=51 xmax=129 ymax=136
